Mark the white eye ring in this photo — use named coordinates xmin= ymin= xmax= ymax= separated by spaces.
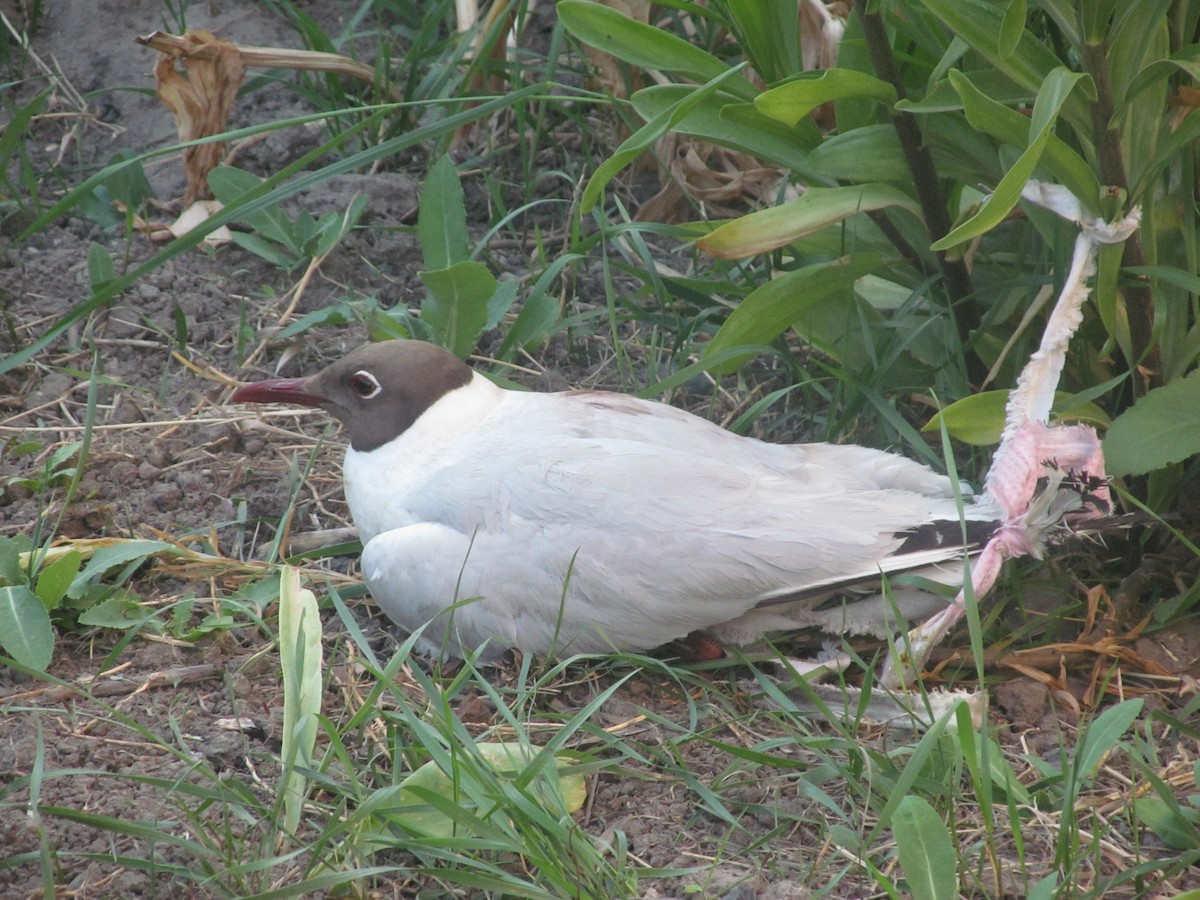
xmin=350 ymin=370 xmax=382 ymax=399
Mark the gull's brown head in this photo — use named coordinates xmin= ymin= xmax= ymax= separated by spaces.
xmin=231 ymin=340 xmax=473 ymax=452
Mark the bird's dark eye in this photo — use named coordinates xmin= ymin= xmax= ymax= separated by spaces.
xmin=350 ymin=370 xmax=381 ymax=399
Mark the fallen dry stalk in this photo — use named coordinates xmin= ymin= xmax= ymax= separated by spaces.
xmin=0 ymin=658 xmax=259 ymax=704
xmin=135 ymin=30 xmax=387 ymax=91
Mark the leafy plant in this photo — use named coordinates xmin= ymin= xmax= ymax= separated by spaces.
xmin=560 ymin=0 xmax=1200 ymax=507
xmin=361 ymin=153 xmax=561 ymax=360
xmin=0 ymin=536 xmax=177 ymax=670
xmin=1132 ymin=758 xmax=1200 ymax=851
xmin=208 ymin=165 xmax=368 ymax=271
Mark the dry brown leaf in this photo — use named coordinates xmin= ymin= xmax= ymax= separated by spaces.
xmin=148 ymin=29 xmax=246 ymax=204
xmin=1168 ymin=84 xmax=1200 ymax=130
xmin=136 ymin=29 xmax=389 ymax=205
xmin=637 ymin=135 xmax=786 ymax=223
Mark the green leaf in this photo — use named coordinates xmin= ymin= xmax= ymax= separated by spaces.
xmin=87 ymin=242 xmax=115 ymax=290
xmin=0 ymin=535 xmax=33 ymax=585
xmin=998 ymin=0 xmax=1027 ymax=59
xmin=918 ymin=0 xmax=1093 ymax=135
xmin=228 ymin=232 xmax=300 ymax=270
xmin=697 ymin=185 xmax=921 ymax=258
xmin=208 ymin=166 xmax=296 ymax=248
xmin=944 ymin=69 xmax=1101 ymax=213
xmin=417 ymin=155 xmax=469 ymax=271
xmin=419 ymin=261 xmax=496 ymax=359
xmin=77 ymin=593 xmax=147 ymax=628
xmin=725 ymin=0 xmax=801 ymax=83
xmin=933 ymin=67 xmax=1091 ymax=250
xmin=630 ymin=86 xmax=818 ymax=174
xmin=702 ymin=256 xmax=880 ymax=374
xmin=1133 ymin=797 xmax=1200 ymax=850
xmin=581 ymin=65 xmax=749 ymax=213
xmin=755 ymin=69 xmax=897 ymax=126
xmin=1122 ymin=44 xmax=1200 ymax=112
xmin=279 ymin=566 xmax=323 ymax=835
xmin=894 ymin=796 xmax=958 ymax=900
xmin=496 ymin=252 xmax=584 ymax=358
xmin=925 ymin=390 xmax=1112 ymax=446
xmin=34 ymin=549 xmax=82 ymax=611
xmin=807 ymin=126 xmax=909 ymax=184
xmin=557 ymin=0 xmax=757 ymax=100
xmin=1075 ymin=699 xmax=1143 ymax=778
xmin=1104 ymin=369 xmax=1200 ymax=475
xmin=0 ymin=584 xmax=54 ymax=670
xmin=389 ymin=742 xmax=585 ymax=839
xmin=67 ymin=540 xmax=175 ymax=600
xmin=314 ymin=192 xmax=368 ymax=258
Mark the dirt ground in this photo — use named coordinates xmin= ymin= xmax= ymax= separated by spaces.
xmin=2 ymin=2 xmax=1199 ymax=898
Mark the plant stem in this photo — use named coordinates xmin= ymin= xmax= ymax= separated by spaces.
xmin=852 ymin=0 xmax=983 ymax=383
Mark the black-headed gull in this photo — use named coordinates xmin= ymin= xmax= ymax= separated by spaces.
xmin=232 ymin=339 xmax=1005 ymax=662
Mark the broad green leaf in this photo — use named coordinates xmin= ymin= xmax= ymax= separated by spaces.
xmin=0 ymin=534 xmax=34 ymax=586
xmin=944 ymin=69 xmax=1101 ymax=213
xmin=725 ymin=0 xmax=801 ymax=83
xmin=630 ymin=86 xmax=818 ymax=174
xmin=918 ymin=0 xmax=1092 ymax=135
xmin=697 ymin=185 xmax=921 ymax=258
xmin=420 ymin=261 xmax=496 ymax=359
xmin=87 ymin=242 xmax=115 ymax=290
xmin=34 ymin=549 xmax=82 ymax=611
xmin=582 ymin=65 xmax=749 ymax=213
xmin=1105 ymin=0 xmax=1172 ymax=109
xmin=0 ymin=584 xmax=54 ymax=670
xmin=389 ymin=742 xmax=585 ymax=839
xmin=897 ymin=69 xmax=1032 ymax=114
xmin=279 ymin=566 xmax=323 ymax=835
xmin=933 ymin=68 xmax=1090 ymax=250
xmin=1082 ymin=0 xmax=1128 ymax=44
xmin=1132 ymin=797 xmax=1200 ymax=850
xmin=807 ymin=126 xmax=909 ymax=184
xmin=925 ymin=390 xmax=1111 ymax=446
xmin=208 ymin=166 xmax=295 ymax=247
xmin=417 ymin=155 xmax=469 ymax=271
xmin=1122 ymin=44 xmax=1200 ymax=112
xmin=484 ymin=279 xmax=520 ymax=331
xmin=755 ymin=69 xmax=897 ymax=126
xmin=276 ymin=299 xmax=361 ymax=340
xmin=1104 ymin=369 xmax=1200 ymax=475
xmin=77 ymin=593 xmax=147 ymax=628
xmin=894 ymin=796 xmax=958 ymax=900
xmin=557 ymin=0 xmax=757 ymax=101
xmin=998 ymin=0 xmax=1026 ymax=59
xmin=229 ymin=232 xmax=300 ymax=270
xmin=702 ymin=256 xmax=880 ymax=374
xmin=1075 ymin=699 xmax=1143 ymax=778
xmin=67 ymin=540 xmax=175 ymax=600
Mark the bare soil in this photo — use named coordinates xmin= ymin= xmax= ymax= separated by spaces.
xmin=2 ymin=3 xmax=1199 ymax=898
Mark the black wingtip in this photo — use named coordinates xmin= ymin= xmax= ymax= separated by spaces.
xmin=892 ymin=518 xmax=999 ymax=555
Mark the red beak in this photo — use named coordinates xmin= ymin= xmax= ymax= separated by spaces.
xmin=230 ymin=377 xmax=326 ymax=408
